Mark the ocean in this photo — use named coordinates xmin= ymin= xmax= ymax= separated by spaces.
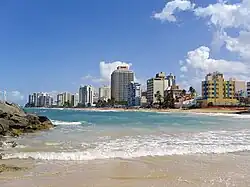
xmin=1 ymin=108 xmax=250 ymax=186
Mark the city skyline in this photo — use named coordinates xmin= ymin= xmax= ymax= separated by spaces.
xmin=1 ymin=0 xmax=250 ymax=105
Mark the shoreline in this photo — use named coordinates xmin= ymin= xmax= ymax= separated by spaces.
xmin=27 ymin=107 xmax=250 ymax=115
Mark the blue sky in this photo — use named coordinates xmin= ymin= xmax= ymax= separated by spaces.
xmin=1 ymin=0 xmax=249 ymax=104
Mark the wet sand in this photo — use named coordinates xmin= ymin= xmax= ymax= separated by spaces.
xmin=61 ymin=107 xmax=247 ymax=114
xmin=1 ymin=153 xmax=250 ymax=187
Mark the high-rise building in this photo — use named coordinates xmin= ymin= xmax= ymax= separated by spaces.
xmin=146 ymin=72 xmax=169 ymax=104
xmin=79 ymin=85 xmax=94 ymax=106
xmin=93 ymin=88 xmax=99 ymax=103
xmin=166 ymin=73 xmax=176 ymax=87
xmin=57 ymin=93 xmax=64 ymax=106
xmin=71 ymin=93 xmax=79 ymax=107
xmin=99 ymin=86 xmax=111 ymax=101
xmin=128 ymin=82 xmax=141 ymax=107
xmin=201 ymin=72 xmax=238 ymax=105
xmin=62 ymin=92 xmax=72 ymax=105
xmin=28 ymin=95 xmax=32 ymax=105
xmin=56 ymin=92 xmax=71 ymax=107
xmin=111 ymin=66 xmax=134 ymax=102
xmin=27 ymin=92 xmax=53 ymax=107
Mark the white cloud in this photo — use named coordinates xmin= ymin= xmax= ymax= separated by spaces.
xmin=153 ymin=0 xmax=195 ymax=22
xmin=99 ymin=61 xmax=132 ymax=82
xmin=194 ymin=3 xmax=242 ymax=29
xmin=154 ymin=0 xmax=250 ymax=91
xmin=224 ymin=31 xmax=250 ymax=60
xmin=193 ymin=0 xmax=250 ymax=60
xmin=185 ymin=46 xmax=248 ymax=74
xmin=81 ymin=74 xmax=93 ymax=80
xmin=179 ymin=46 xmax=249 ymax=91
xmin=5 ymin=91 xmax=25 ymax=103
xmin=180 ymin=66 xmax=188 ymax=72
xmin=81 ymin=61 xmax=132 ymax=84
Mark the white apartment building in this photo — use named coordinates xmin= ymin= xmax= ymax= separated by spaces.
xmin=57 ymin=93 xmax=64 ymax=106
xmin=128 ymin=82 xmax=141 ymax=107
xmin=147 ymin=72 xmax=169 ymax=104
xmin=28 ymin=92 xmax=53 ymax=107
xmin=72 ymin=93 xmax=79 ymax=107
xmin=79 ymin=85 xmax=94 ymax=106
xmin=99 ymin=86 xmax=111 ymax=101
xmin=62 ymin=92 xmax=72 ymax=105
xmin=111 ymin=66 xmax=134 ymax=102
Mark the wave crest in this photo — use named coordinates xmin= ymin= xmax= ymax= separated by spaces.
xmin=51 ymin=120 xmax=83 ymax=125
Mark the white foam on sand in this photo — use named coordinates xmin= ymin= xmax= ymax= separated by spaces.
xmin=3 ymin=129 xmax=250 ymax=161
xmin=51 ymin=120 xmax=83 ymax=126
xmin=191 ymin=112 xmax=250 ymax=119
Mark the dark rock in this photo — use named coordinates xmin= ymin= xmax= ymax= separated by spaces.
xmin=0 ymin=101 xmax=54 ymax=137
xmin=0 ymin=102 xmax=26 ymax=116
xmin=9 ymin=115 xmax=29 ymax=126
xmin=0 ymin=118 xmax=13 ymax=135
xmin=0 ymin=164 xmax=27 ymax=173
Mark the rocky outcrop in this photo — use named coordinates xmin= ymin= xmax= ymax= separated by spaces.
xmin=0 ymin=101 xmax=54 ymax=137
xmin=0 ymin=164 xmax=27 ymax=173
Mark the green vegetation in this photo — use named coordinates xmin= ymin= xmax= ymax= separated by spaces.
xmin=189 ymin=86 xmax=196 ymax=98
xmin=0 ymin=164 xmax=27 ymax=173
xmin=155 ymin=91 xmax=163 ymax=107
xmin=163 ymin=90 xmax=175 ymax=108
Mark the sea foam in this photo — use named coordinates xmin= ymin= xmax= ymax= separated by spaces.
xmin=51 ymin=120 xmax=83 ymax=126
xmin=3 ymin=129 xmax=250 ymax=161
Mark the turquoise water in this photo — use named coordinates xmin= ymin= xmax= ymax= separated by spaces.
xmin=3 ymin=108 xmax=250 ymax=160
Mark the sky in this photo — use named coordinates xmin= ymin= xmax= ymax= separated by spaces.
xmin=1 ymin=0 xmax=249 ymax=104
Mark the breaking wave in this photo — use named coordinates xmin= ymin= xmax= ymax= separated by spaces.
xmin=51 ymin=120 xmax=83 ymax=126
xmin=3 ymin=130 xmax=250 ymax=161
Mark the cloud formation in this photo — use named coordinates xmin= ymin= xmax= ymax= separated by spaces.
xmin=153 ymin=0 xmax=195 ymax=22
xmin=99 ymin=61 xmax=132 ymax=82
xmin=154 ymin=0 xmax=250 ymax=90
xmin=5 ymin=91 xmax=25 ymax=103
xmin=81 ymin=61 xmax=132 ymax=84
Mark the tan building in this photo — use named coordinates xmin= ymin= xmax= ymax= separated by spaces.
xmin=230 ymin=78 xmax=246 ymax=97
xmin=201 ymin=72 xmax=238 ymax=106
xmin=147 ymin=72 xmax=169 ymax=104
xmin=164 ymin=85 xmax=182 ymax=100
xmin=111 ymin=66 xmax=134 ymax=102
xmin=99 ymin=86 xmax=111 ymax=101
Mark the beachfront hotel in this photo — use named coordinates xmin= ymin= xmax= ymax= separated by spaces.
xmin=147 ymin=72 xmax=168 ymax=104
xmin=201 ymin=72 xmax=238 ymax=106
xmin=127 ymin=82 xmax=141 ymax=107
xmin=71 ymin=93 xmax=79 ymax=107
xmin=146 ymin=72 xmax=176 ymax=104
xmin=111 ymin=66 xmax=134 ymax=102
xmin=79 ymin=85 xmax=94 ymax=106
xmin=56 ymin=92 xmax=72 ymax=107
xmin=99 ymin=85 xmax=111 ymax=102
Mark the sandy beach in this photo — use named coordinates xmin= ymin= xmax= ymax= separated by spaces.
xmin=60 ymin=106 xmax=249 ymax=114
xmin=1 ymin=153 xmax=250 ymax=187
xmin=2 ymin=107 xmax=250 ymax=187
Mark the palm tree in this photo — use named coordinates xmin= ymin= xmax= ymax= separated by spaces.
xmin=163 ymin=90 xmax=175 ymax=108
xmin=181 ymin=89 xmax=186 ymax=96
xmin=155 ymin=91 xmax=163 ymax=107
xmin=189 ymin=86 xmax=196 ymax=98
